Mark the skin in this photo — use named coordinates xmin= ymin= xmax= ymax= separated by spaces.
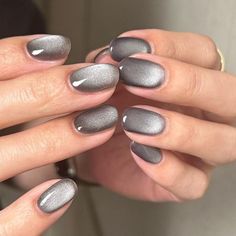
xmin=1 ymin=29 xmax=235 ymax=233
xmin=82 ymin=29 xmax=236 ymax=201
xmin=0 ymin=35 xmax=118 ymax=235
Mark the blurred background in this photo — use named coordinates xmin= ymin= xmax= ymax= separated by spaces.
xmin=1 ymin=0 xmax=236 ymax=235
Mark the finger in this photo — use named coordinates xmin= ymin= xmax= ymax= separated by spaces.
xmin=130 ymin=142 xmax=209 ymax=200
xmin=87 ymin=29 xmax=221 ymax=69
xmin=122 ymin=106 xmax=236 ymax=165
xmin=0 ymin=63 xmax=119 ymax=129
xmin=111 ymin=29 xmax=221 ymax=69
xmin=0 ymin=179 xmax=78 ymax=236
xmin=0 ymin=105 xmax=118 ymax=181
xmin=119 ymin=54 xmax=236 ymax=119
xmin=0 ymin=34 xmax=71 ymax=80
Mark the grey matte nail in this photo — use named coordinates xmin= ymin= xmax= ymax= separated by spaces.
xmin=27 ymin=35 xmax=71 ymax=61
xmin=70 ymin=64 xmax=119 ymax=92
xmin=122 ymin=107 xmax=165 ymax=135
xmin=94 ymin=47 xmax=110 ymax=63
xmin=37 ymin=179 xmax=78 ymax=214
xmin=74 ymin=105 xmax=118 ymax=134
xmin=119 ymin=58 xmax=165 ymax=88
xmin=110 ymin=37 xmax=151 ymax=62
xmin=131 ymin=141 xmax=162 ymax=164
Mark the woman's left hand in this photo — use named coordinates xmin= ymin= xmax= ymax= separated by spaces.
xmin=80 ymin=29 xmax=236 ymax=202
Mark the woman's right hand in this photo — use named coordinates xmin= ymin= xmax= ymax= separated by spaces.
xmin=0 ymin=34 xmax=119 ymax=235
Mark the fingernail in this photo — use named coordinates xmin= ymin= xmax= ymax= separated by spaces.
xmin=70 ymin=64 xmax=119 ymax=92
xmin=131 ymin=141 xmax=162 ymax=164
xmin=110 ymin=37 xmax=151 ymax=62
xmin=94 ymin=47 xmax=110 ymax=63
xmin=37 ymin=179 xmax=78 ymax=214
xmin=119 ymin=58 xmax=165 ymax=88
xmin=74 ymin=105 xmax=118 ymax=134
xmin=122 ymin=107 xmax=165 ymax=135
xmin=27 ymin=35 xmax=71 ymax=61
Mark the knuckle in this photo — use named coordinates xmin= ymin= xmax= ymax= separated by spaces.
xmin=21 ymin=70 xmax=67 ymax=108
xmin=184 ymin=67 xmax=203 ymax=98
xmin=27 ymin=121 xmax=67 ymax=156
xmin=152 ymin=30 xmax=177 ymax=57
xmin=202 ymin=35 xmax=219 ymax=68
xmin=169 ymin=118 xmax=197 ymax=150
xmin=187 ymin=175 xmax=209 ymax=200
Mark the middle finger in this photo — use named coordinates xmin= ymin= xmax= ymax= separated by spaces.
xmin=119 ymin=54 xmax=236 ymax=120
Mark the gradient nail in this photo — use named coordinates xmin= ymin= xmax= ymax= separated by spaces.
xmin=74 ymin=105 xmax=118 ymax=134
xmin=70 ymin=64 xmax=119 ymax=92
xmin=119 ymin=58 xmax=165 ymax=88
xmin=131 ymin=141 xmax=162 ymax=164
xmin=37 ymin=179 xmax=78 ymax=214
xmin=94 ymin=47 xmax=110 ymax=63
xmin=110 ymin=37 xmax=151 ymax=62
xmin=122 ymin=107 xmax=165 ymax=135
xmin=27 ymin=35 xmax=71 ymax=61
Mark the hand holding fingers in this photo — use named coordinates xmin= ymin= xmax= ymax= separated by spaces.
xmin=0 ymin=179 xmax=78 ymax=236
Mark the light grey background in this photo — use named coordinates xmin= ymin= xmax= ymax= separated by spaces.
xmin=1 ymin=0 xmax=236 ymax=235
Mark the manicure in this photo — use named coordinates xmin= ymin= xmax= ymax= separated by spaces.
xmin=27 ymin=35 xmax=71 ymax=61
xmin=70 ymin=64 xmax=119 ymax=92
xmin=109 ymin=37 xmax=151 ymax=62
xmin=119 ymin=58 xmax=165 ymax=88
xmin=37 ymin=179 xmax=78 ymax=214
xmin=122 ymin=107 xmax=165 ymax=135
xmin=94 ymin=47 xmax=110 ymax=63
xmin=131 ymin=142 xmax=162 ymax=164
xmin=74 ymin=105 xmax=118 ymax=134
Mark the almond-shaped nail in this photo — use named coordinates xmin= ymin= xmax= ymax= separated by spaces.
xmin=70 ymin=64 xmax=119 ymax=92
xmin=110 ymin=37 xmax=151 ymax=62
xmin=131 ymin=141 xmax=162 ymax=164
xmin=122 ymin=107 xmax=165 ymax=135
xmin=74 ymin=105 xmax=118 ymax=134
xmin=27 ymin=35 xmax=71 ymax=61
xmin=119 ymin=58 xmax=165 ymax=88
xmin=37 ymin=179 xmax=78 ymax=214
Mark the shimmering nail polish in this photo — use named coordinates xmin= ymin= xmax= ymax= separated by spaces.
xmin=74 ymin=105 xmax=118 ymax=134
xmin=122 ymin=107 xmax=165 ymax=135
xmin=27 ymin=35 xmax=71 ymax=61
xmin=119 ymin=58 xmax=165 ymax=88
xmin=94 ymin=47 xmax=110 ymax=63
xmin=110 ymin=37 xmax=151 ymax=62
xmin=70 ymin=64 xmax=119 ymax=92
xmin=131 ymin=141 xmax=162 ymax=164
xmin=37 ymin=179 xmax=78 ymax=214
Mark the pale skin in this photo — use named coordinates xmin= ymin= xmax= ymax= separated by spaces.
xmin=0 ymin=29 xmax=235 ymax=234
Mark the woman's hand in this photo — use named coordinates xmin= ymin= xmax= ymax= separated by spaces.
xmin=82 ymin=29 xmax=234 ymax=202
xmin=0 ymin=34 xmax=119 ymax=234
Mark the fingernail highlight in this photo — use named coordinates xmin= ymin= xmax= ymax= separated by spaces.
xmin=131 ymin=141 xmax=162 ymax=164
xmin=37 ymin=179 xmax=78 ymax=214
xmin=110 ymin=37 xmax=151 ymax=62
xmin=119 ymin=58 xmax=165 ymax=88
xmin=122 ymin=107 xmax=165 ymax=135
xmin=74 ymin=105 xmax=118 ymax=134
xmin=94 ymin=47 xmax=110 ymax=63
xmin=27 ymin=35 xmax=71 ymax=61
xmin=70 ymin=64 xmax=119 ymax=92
